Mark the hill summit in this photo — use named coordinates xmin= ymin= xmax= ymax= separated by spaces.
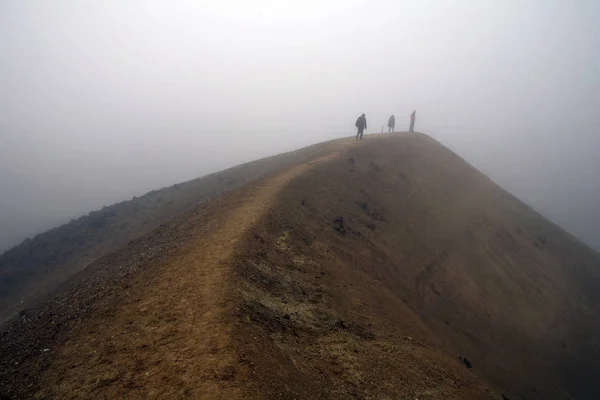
xmin=2 ymin=133 xmax=600 ymax=399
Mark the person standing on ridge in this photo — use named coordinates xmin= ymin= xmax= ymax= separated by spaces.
xmin=355 ymin=113 xmax=367 ymax=140
xmin=388 ymin=115 xmax=395 ymax=133
xmin=409 ymin=110 xmax=416 ymax=132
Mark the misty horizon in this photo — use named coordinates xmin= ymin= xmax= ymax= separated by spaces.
xmin=1 ymin=0 xmax=599 ymax=252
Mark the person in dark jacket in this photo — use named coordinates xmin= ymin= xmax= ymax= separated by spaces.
xmin=355 ymin=113 xmax=367 ymax=140
xmin=388 ymin=115 xmax=395 ymax=133
xmin=409 ymin=110 xmax=416 ymax=132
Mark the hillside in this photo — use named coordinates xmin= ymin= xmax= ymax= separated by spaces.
xmin=2 ymin=133 xmax=600 ymax=399
xmin=0 ymin=140 xmax=344 ymax=325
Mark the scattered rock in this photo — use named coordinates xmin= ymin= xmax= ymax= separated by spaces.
xmin=369 ymin=161 xmax=382 ymax=171
xmin=214 ymin=365 xmax=236 ymax=381
xmin=336 ymin=318 xmax=349 ymax=329
xmin=334 ymin=318 xmax=375 ymax=340
xmin=332 ymin=217 xmax=361 ymax=237
xmin=538 ymin=235 xmax=547 ymax=244
xmin=333 ymin=217 xmax=348 ymax=235
xmin=459 ymin=357 xmax=472 ymax=368
xmin=358 ymin=202 xmax=385 ymax=221
xmin=240 ymin=300 xmax=290 ymax=333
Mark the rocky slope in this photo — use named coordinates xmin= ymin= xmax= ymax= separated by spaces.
xmin=0 ymin=140 xmax=344 ymax=325
xmin=2 ymin=133 xmax=600 ymax=399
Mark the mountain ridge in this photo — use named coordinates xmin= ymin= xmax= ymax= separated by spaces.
xmin=2 ymin=133 xmax=600 ymax=399
xmin=0 ymin=139 xmax=346 ymax=325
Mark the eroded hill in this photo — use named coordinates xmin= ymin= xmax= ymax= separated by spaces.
xmin=2 ymin=133 xmax=600 ymax=399
xmin=0 ymin=140 xmax=345 ymax=325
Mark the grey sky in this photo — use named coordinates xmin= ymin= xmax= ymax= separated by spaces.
xmin=1 ymin=0 xmax=599 ymax=251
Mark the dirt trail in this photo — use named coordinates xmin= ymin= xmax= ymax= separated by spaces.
xmin=31 ymin=142 xmax=354 ymax=399
xmin=5 ymin=133 xmax=599 ymax=400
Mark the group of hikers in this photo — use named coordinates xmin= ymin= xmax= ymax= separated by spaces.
xmin=355 ymin=110 xmax=416 ymax=140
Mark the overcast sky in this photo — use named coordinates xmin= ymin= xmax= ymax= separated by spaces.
xmin=1 ymin=0 xmax=599 ymax=251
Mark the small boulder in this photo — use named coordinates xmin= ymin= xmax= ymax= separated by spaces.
xmin=459 ymin=357 xmax=472 ymax=368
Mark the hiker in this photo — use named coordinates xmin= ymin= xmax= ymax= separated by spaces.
xmin=409 ymin=110 xmax=416 ymax=132
xmin=355 ymin=113 xmax=367 ymax=140
xmin=388 ymin=115 xmax=395 ymax=133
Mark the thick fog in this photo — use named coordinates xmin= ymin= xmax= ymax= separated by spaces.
xmin=1 ymin=0 xmax=599 ymax=252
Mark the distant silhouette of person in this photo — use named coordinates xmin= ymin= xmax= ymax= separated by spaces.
xmin=409 ymin=110 xmax=416 ymax=132
xmin=388 ymin=115 xmax=395 ymax=133
xmin=355 ymin=113 xmax=367 ymax=140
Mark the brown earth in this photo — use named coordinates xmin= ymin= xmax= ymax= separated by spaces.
xmin=0 ymin=139 xmax=346 ymax=325
xmin=2 ymin=133 xmax=600 ymax=399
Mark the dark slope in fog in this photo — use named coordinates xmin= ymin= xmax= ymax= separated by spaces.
xmin=0 ymin=140 xmax=345 ymax=325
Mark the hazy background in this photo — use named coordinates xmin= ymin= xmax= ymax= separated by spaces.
xmin=1 ymin=0 xmax=599 ymax=252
